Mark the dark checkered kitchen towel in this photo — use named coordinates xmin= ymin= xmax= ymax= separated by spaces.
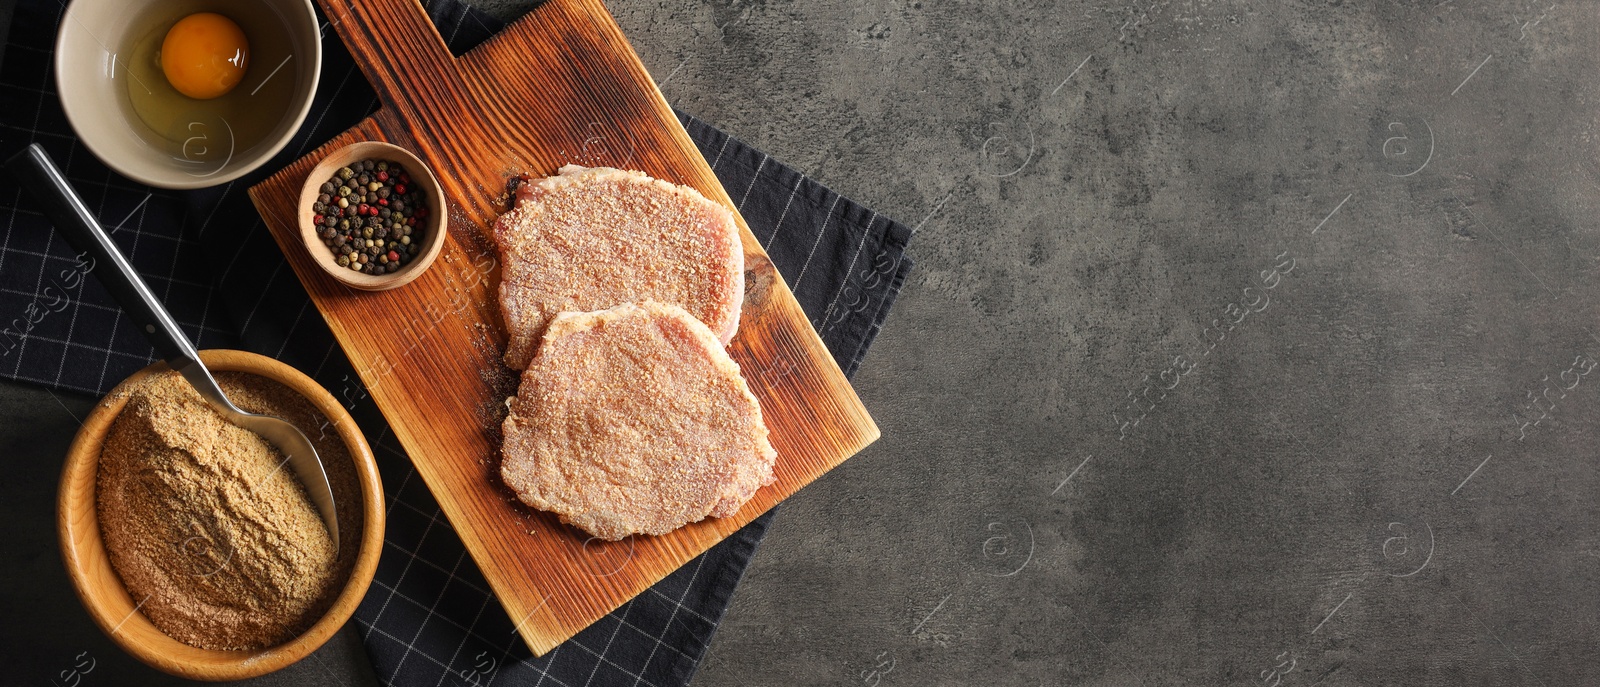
xmin=0 ymin=0 xmax=913 ymax=684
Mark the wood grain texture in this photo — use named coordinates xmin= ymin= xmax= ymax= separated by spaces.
xmin=247 ymin=0 xmax=880 ymax=656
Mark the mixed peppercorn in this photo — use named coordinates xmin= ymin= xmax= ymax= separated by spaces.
xmin=311 ymin=159 xmax=429 ymax=275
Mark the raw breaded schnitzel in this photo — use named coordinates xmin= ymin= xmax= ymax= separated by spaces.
xmin=493 ymin=165 xmax=744 ymax=370
xmin=500 ymin=301 xmax=777 ymax=540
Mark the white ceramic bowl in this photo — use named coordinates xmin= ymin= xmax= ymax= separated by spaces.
xmin=54 ymin=0 xmax=321 ymax=189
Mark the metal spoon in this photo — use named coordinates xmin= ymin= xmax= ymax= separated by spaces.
xmin=6 ymin=143 xmax=339 ymax=551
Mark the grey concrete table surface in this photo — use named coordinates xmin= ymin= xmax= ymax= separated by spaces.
xmin=6 ymin=1 xmax=1600 ymax=685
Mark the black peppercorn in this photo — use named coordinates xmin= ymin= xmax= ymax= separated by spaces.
xmin=312 ymin=157 xmax=428 ymax=275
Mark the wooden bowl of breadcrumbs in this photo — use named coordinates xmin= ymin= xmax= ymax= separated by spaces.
xmin=57 ymin=349 xmax=384 ymax=680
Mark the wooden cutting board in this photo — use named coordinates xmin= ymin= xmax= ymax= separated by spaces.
xmin=247 ymin=0 xmax=878 ymax=656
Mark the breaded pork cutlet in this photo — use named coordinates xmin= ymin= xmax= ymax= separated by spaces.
xmin=493 ymin=165 xmax=744 ymax=370
xmin=500 ymin=301 xmax=777 ymax=540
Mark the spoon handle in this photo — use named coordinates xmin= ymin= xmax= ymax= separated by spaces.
xmin=5 ymin=144 xmax=202 ymax=369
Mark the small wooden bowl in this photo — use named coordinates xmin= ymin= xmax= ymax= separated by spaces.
xmin=58 ymin=350 xmax=385 ymax=681
xmin=297 ymin=141 xmax=448 ymax=290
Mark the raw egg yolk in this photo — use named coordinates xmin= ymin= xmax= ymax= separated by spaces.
xmin=160 ymin=13 xmax=249 ymax=100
